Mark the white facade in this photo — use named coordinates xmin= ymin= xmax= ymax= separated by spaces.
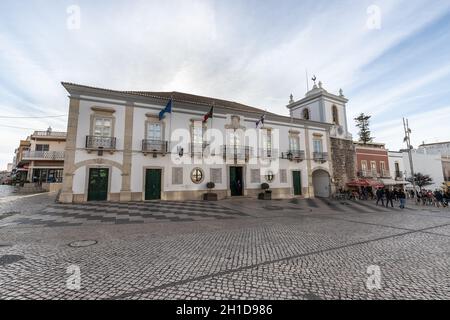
xmin=388 ymin=151 xmax=407 ymax=181
xmin=401 ymin=150 xmax=445 ymax=190
xmin=60 ymin=83 xmax=337 ymax=203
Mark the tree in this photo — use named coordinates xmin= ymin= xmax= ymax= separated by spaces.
xmin=406 ymin=173 xmax=433 ymax=190
xmin=354 ymin=113 xmax=373 ymax=144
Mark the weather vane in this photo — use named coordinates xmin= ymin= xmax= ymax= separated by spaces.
xmin=312 ymin=75 xmax=317 ymax=85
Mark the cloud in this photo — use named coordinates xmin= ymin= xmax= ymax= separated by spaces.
xmin=0 ymin=0 xmax=450 ymax=169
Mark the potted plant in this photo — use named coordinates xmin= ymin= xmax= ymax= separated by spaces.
xmin=203 ymin=182 xmax=218 ymax=201
xmin=258 ymin=183 xmax=272 ymax=200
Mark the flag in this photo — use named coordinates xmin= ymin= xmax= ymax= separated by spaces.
xmin=256 ymin=113 xmax=266 ymax=128
xmin=203 ymin=106 xmax=214 ymax=123
xmin=159 ymin=99 xmax=172 ymax=120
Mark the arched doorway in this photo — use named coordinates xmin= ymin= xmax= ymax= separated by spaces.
xmin=312 ymin=169 xmax=331 ymax=198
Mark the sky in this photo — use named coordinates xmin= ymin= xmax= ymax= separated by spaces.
xmin=1 ymin=0 xmax=450 ymax=170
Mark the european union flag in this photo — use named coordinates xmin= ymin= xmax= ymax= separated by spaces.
xmin=159 ymin=99 xmax=172 ymax=120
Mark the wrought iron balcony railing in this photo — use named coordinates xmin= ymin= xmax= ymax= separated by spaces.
xmin=281 ymin=150 xmax=305 ymax=161
xmin=142 ymin=139 xmax=168 ymax=154
xmin=313 ymin=152 xmax=328 ymax=162
xmin=189 ymin=142 xmax=210 ymax=156
xmin=259 ymin=148 xmax=279 ymax=159
xmin=221 ymin=146 xmax=253 ymax=161
xmin=23 ymin=151 xmax=65 ymax=160
xmin=395 ymin=171 xmax=404 ymax=180
xmin=86 ymin=136 xmax=116 ymax=149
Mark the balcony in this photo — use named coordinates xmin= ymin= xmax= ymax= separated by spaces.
xmin=380 ymin=170 xmax=391 ymax=178
xmin=142 ymin=139 xmax=168 ymax=155
xmin=259 ymin=148 xmax=279 ymax=160
xmin=222 ymin=146 xmax=253 ymax=162
xmin=85 ymin=136 xmax=116 ymax=150
xmin=189 ymin=143 xmax=210 ymax=157
xmin=23 ymin=151 xmax=65 ymax=161
xmin=281 ymin=150 xmax=305 ymax=162
xmin=313 ymin=152 xmax=328 ymax=162
xmin=395 ymin=171 xmax=404 ymax=180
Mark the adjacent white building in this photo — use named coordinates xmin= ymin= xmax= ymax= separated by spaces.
xmin=59 ymin=82 xmax=351 ymax=203
xmin=396 ymin=150 xmax=445 ymax=190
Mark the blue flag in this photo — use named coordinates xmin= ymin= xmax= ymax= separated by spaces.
xmin=159 ymin=99 xmax=172 ymax=120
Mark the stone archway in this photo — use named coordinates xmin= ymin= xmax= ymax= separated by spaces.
xmin=312 ymin=169 xmax=331 ymax=198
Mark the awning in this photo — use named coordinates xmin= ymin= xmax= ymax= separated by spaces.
xmin=380 ymin=178 xmax=405 ymax=186
xmin=347 ymin=179 xmax=384 ymax=188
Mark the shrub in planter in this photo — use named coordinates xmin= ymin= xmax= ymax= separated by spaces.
xmin=259 ymin=183 xmax=272 ymax=200
xmin=203 ymin=182 xmax=218 ymax=201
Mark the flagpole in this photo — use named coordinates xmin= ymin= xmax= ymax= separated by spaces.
xmin=169 ymin=94 xmax=173 ymax=153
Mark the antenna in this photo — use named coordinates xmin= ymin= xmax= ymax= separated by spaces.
xmin=305 ymin=69 xmax=309 ymax=92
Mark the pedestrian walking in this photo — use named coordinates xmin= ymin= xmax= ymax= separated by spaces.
xmin=376 ymin=188 xmax=384 ymax=206
xmin=385 ymin=189 xmax=394 ymax=208
xmin=399 ymin=190 xmax=406 ymax=209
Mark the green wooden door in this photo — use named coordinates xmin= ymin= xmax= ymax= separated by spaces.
xmin=87 ymin=168 xmax=109 ymax=201
xmin=230 ymin=167 xmax=243 ymax=196
xmin=293 ymin=171 xmax=302 ymax=196
xmin=145 ymin=169 xmax=161 ymax=200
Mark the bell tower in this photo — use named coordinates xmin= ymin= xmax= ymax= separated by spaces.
xmin=287 ymin=80 xmax=351 ymax=140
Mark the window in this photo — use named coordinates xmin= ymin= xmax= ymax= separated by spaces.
xmin=147 ymin=122 xmax=162 ymax=141
xmin=313 ymin=139 xmax=323 ymax=153
xmin=35 ymin=144 xmax=49 ymax=152
xmin=361 ymin=160 xmax=368 ymax=172
xmin=289 ymin=134 xmax=300 ymax=151
xmin=332 ymin=105 xmax=339 ymax=125
xmin=191 ymin=168 xmax=204 ymax=184
xmin=371 ymin=161 xmax=377 ymax=175
xmin=172 ymin=167 xmax=183 ymax=185
xmin=228 ymin=131 xmax=241 ymax=146
xmin=302 ymin=108 xmax=310 ymax=120
xmin=262 ymin=129 xmax=272 ymax=157
xmin=94 ymin=117 xmax=112 ymax=137
xmin=192 ymin=121 xmax=204 ymax=145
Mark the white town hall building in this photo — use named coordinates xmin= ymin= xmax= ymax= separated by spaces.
xmin=59 ymin=81 xmax=351 ymax=203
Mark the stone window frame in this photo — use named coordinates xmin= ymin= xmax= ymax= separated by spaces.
xmin=145 ymin=113 xmax=165 ymax=142
xmin=288 ymin=130 xmax=300 ymax=151
xmin=312 ymin=138 xmax=323 ymax=153
xmin=191 ymin=167 xmax=204 ymax=184
xmin=190 ymin=119 xmax=208 ymax=146
xmin=361 ymin=160 xmax=368 ymax=172
xmin=89 ymin=107 xmax=116 ymax=138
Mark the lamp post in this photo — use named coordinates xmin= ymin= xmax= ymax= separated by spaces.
xmin=403 ymin=118 xmax=417 ymax=196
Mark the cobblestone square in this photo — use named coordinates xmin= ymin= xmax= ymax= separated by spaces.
xmin=0 ymin=191 xmax=448 ymax=300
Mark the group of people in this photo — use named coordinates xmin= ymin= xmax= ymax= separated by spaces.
xmin=410 ymin=189 xmax=449 ymax=208
xmin=374 ymin=188 xmax=407 ymax=209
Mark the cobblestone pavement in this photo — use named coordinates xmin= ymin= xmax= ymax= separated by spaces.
xmin=0 ymin=193 xmax=448 ymax=300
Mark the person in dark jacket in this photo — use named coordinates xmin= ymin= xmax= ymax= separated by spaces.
xmin=375 ymin=188 xmax=384 ymax=206
xmin=385 ymin=189 xmax=394 ymax=208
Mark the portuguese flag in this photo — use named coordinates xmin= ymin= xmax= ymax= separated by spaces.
xmin=203 ymin=106 xmax=214 ymax=123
